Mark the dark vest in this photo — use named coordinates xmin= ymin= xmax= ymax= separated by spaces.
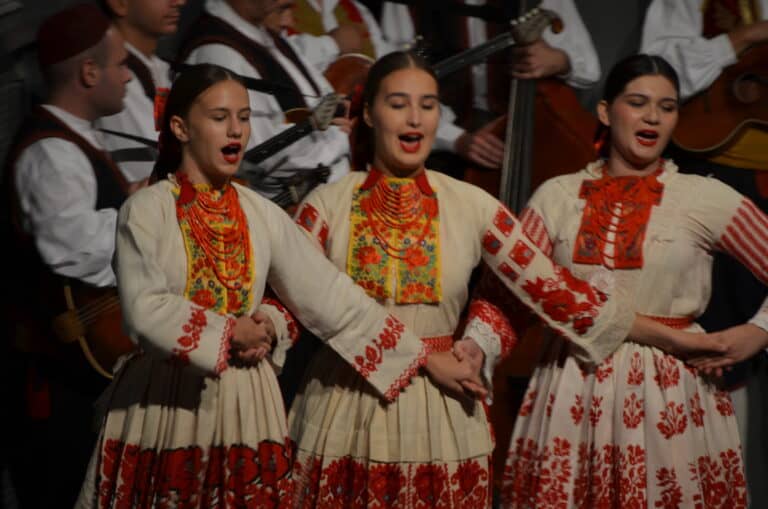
xmin=2 ymin=106 xmax=128 ymax=351
xmin=176 ymin=13 xmax=311 ymax=111
xmin=5 ymin=106 xmax=128 ymax=220
xmin=126 ymin=52 xmax=157 ymax=101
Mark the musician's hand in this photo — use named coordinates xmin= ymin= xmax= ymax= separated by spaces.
xmin=454 ymin=124 xmax=504 ymax=169
xmin=127 ymin=178 xmax=149 ymax=195
xmin=511 ymin=40 xmax=570 ymax=80
xmin=331 ymin=115 xmax=355 ymax=134
xmin=729 ymin=20 xmax=768 ymax=54
xmin=330 ymin=24 xmax=364 ymax=55
xmin=688 ymin=324 xmax=768 ymax=375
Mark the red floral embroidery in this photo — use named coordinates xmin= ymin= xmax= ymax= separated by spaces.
xmin=571 ymin=395 xmax=584 ymax=425
xmin=482 ymin=230 xmax=502 ymax=255
xmin=369 ymin=463 xmax=405 ymax=507
xmin=586 ymin=444 xmax=647 ymax=508
xmin=502 ymin=436 xmax=574 ymax=508
xmin=689 ymin=393 xmax=705 ymax=427
xmin=518 ymin=390 xmax=537 ymax=417
xmin=522 ymin=266 xmax=604 ymax=334
xmin=627 ymin=351 xmax=644 ymax=385
xmin=589 ymin=396 xmax=603 ymax=427
xmin=714 ymin=391 xmax=734 ymax=416
xmin=292 ymin=455 xmax=322 ymax=509
xmin=595 ymin=355 xmax=613 ymax=383
xmin=657 ymin=402 xmax=688 ymax=439
xmin=655 ymin=467 xmax=683 ymax=509
xmin=172 ymin=305 xmax=208 ymax=365
xmin=573 ymin=166 xmax=664 ymax=269
xmin=97 ymin=438 xmax=293 ymax=509
xmin=653 ymin=353 xmax=681 ymax=390
xmin=546 ymin=393 xmax=555 ymax=418
xmin=537 ymin=437 xmax=573 ymax=507
xmin=262 ymin=297 xmax=300 ymax=344
xmin=571 ymin=442 xmax=590 ymax=507
xmin=404 ymin=246 xmax=430 ymax=269
xmin=498 ymin=262 xmax=519 ymax=282
xmin=493 ymin=206 xmax=516 ymax=236
xmin=689 ymin=449 xmax=747 ymax=508
xmin=623 ymin=393 xmax=645 ymax=429
xmin=293 ymin=455 xmax=490 ymax=509
xmin=354 ymin=315 xmax=406 ymax=379
xmin=192 ymin=288 xmax=217 ymax=309
xmin=412 ymin=464 xmax=450 ymax=508
xmin=450 ymin=459 xmax=489 ymax=508
xmin=501 ymin=438 xmax=539 ymax=507
xmin=318 ymin=456 xmax=367 ymax=507
xmin=509 ymin=239 xmax=535 ymax=268
xmin=620 ymin=445 xmax=648 ymax=508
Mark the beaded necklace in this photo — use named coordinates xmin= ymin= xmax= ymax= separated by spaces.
xmin=175 ymin=172 xmax=253 ymax=315
xmin=347 ymin=169 xmax=442 ymax=304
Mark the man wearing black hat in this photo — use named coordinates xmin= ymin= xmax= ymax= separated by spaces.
xmin=4 ymin=4 xmax=132 ymax=507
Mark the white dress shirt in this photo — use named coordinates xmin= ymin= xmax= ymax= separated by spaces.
xmin=186 ymin=0 xmax=350 ymax=197
xmin=14 ymin=105 xmax=118 ymax=287
xmin=96 ymin=43 xmax=170 ymax=183
xmin=287 ymin=0 xmax=396 ymax=73
xmin=641 ymin=0 xmax=768 ymax=99
xmin=380 ymin=0 xmax=601 ymax=98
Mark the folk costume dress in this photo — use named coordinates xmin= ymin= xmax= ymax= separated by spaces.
xmin=287 ymin=168 xmax=636 ymax=508
xmin=76 ymin=174 xmax=437 ymax=509
xmin=496 ymin=160 xmax=768 ymax=508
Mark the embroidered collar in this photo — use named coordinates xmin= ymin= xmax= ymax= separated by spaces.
xmin=583 ymin=158 xmax=678 ymax=180
xmin=173 ymin=171 xmax=231 ymax=206
xmin=360 ymin=167 xmax=435 ymax=196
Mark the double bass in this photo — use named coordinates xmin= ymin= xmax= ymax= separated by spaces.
xmin=463 ymin=4 xmax=598 ymax=212
xmin=455 ymin=2 xmax=600 ymax=479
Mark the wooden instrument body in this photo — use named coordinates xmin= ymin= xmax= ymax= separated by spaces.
xmin=51 ymin=282 xmax=135 ymax=378
xmin=464 ymin=79 xmax=598 ymax=197
xmin=673 ymin=43 xmax=768 ymax=153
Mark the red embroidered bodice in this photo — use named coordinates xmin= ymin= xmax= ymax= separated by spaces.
xmin=573 ymin=165 xmax=665 ymax=270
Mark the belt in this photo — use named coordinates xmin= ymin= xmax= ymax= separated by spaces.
xmin=643 ymin=314 xmax=695 ymax=329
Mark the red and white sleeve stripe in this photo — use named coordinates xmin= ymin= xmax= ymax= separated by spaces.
xmin=520 ymin=206 xmax=553 ymax=257
xmin=716 ymin=199 xmax=768 ymax=284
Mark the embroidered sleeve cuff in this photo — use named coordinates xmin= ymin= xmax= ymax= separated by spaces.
xmin=383 ymin=343 xmax=428 ymax=402
xmin=463 ymin=319 xmax=501 ymax=389
xmin=329 ymin=314 xmax=426 ymax=402
xmin=260 ymin=298 xmax=300 ymax=369
xmin=215 ymin=316 xmax=236 ymax=374
xmin=481 ymin=204 xmax=632 ymax=365
xmin=164 ymin=305 xmax=240 ymax=376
